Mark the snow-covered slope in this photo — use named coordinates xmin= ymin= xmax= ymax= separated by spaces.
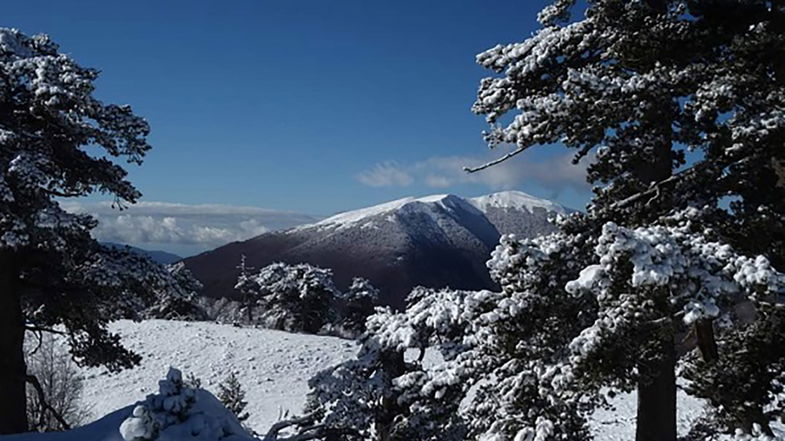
xmin=72 ymin=320 xmax=357 ymax=434
xmin=7 ymin=319 xmax=782 ymax=441
xmin=184 ymin=191 xmax=569 ymax=306
xmin=469 ymin=190 xmax=571 ymax=238
xmin=4 ymin=407 xmax=131 ymax=441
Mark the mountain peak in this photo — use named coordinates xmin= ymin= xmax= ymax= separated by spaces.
xmin=309 ymin=191 xmax=569 ymax=231
xmin=313 ymin=193 xmax=477 ymax=229
xmin=184 ymin=190 xmax=567 ymax=307
xmin=469 ymin=190 xmax=569 ymax=215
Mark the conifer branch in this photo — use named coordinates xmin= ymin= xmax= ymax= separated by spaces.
xmin=463 ymin=146 xmax=528 ymax=173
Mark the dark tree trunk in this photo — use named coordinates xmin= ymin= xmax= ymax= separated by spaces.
xmin=632 ymin=124 xmax=676 ymax=441
xmin=377 ymin=351 xmax=406 ymax=441
xmin=695 ymin=319 xmax=718 ymax=362
xmin=636 ymin=335 xmax=677 ymax=441
xmin=0 ymin=253 xmax=28 ymax=434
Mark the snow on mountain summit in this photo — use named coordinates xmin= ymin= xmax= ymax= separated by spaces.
xmin=469 ymin=190 xmax=570 ymax=215
xmin=313 ymin=191 xmax=569 ymax=230
xmin=313 ymin=193 xmax=484 ymax=229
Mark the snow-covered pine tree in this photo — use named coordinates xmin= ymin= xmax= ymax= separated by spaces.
xmin=306 ymin=287 xmax=503 ymax=440
xmin=308 ymin=220 xmax=784 ymax=440
xmin=0 ymin=28 xmax=182 ymax=433
xmin=682 ymin=304 xmax=785 ymax=437
xmin=334 ymin=277 xmax=381 ymax=337
xmin=119 ymin=368 xmax=253 ymax=441
xmin=235 ymin=262 xmax=339 ymax=334
xmin=217 ymin=372 xmax=249 ymax=423
xmin=464 ymin=1 xmax=785 ymax=439
xmin=307 ymin=245 xmax=600 ymax=440
xmin=236 ymin=254 xmax=255 ymax=323
xmin=144 ymin=263 xmax=208 ymax=321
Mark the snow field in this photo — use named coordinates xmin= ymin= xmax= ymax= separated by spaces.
xmin=75 ymin=320 xmax=358 ymax=434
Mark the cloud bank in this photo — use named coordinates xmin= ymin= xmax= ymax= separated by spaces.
xmin=60 ymin=201 xmax=319 ymax=256
xmin=356 ymin=151 xmax=591 ymax=194
xmin=357 ymin=162 xmax=415 ymax=187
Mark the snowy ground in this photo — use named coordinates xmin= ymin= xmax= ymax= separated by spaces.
xmin=590 ymin=386 xmax=706 ymax=440
xmin=7 ymin=318 xmax=782 ymax=441
xmin=73 ymin=320 xmax=706 ymax=438
xmin=75 ymin=320 xmax=357 ymax=434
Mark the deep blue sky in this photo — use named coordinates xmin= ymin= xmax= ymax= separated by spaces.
xmin=5 ymin=0 xmax=591 ymax=216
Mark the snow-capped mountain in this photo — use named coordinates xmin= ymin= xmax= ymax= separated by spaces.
xmin=183 ymin=191 xmax=570 ymax=307
xmin=469 ymin=190 xmax=573 ymax=238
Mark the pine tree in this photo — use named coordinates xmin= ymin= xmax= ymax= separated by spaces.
xmin=235 ymin=262 xmax=339 ymax=333
xmin=143 ymin=263 xmax=208 ymax=321
xmin=306 ymin=288 xmax=497 ymax=440
xmin=465 ymin=1 xmax=785 ymax=439
xmin=335 ymin=277 xmax=380 ymax=337
xmin=217 ymin=372 xmax=249 ymax=423
xmin=0 ymin=28 xmax=179 ymax=433
xmin=236 ymin=254 xmax=255 ymax=323
xmin=312 ymin=1 xmax=785 ymax=439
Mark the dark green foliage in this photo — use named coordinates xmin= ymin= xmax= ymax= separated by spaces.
xmin=684 ymin=305 xmax=785 ymax=436
xmin=217 ymin=372 xmax=249 ymax=423
xmin=334 ymin=277 xmax=380 ymax=336
xmin=470 ymin=0 xmax=785 ymax=437
xmin=0 ymin=28 xmax=182 ymax=433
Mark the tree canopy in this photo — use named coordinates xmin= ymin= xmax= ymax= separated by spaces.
xmin=0 ymin=28 xmax=182 ymax=433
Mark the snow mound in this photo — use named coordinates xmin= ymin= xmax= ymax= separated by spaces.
xmin=469 ymin=190 xmax=569 ymax=215
xmin=119 ymin=367 xmax=252 ymax=441
xmin=3 ymin=407 xmax=131 ymax=441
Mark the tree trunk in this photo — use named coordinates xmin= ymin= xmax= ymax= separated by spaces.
xmin=695 ymin=319 xmax=718 ymax=362
xmin=635 ymin=336 xmax=676 ymax=441
xmin=0 ymin=253 xmax=28 ymax=434
xmin=376 ymin=351 xmax=406 ymax=441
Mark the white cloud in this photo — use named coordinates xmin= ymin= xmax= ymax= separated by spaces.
xmin=356 ymin=161 xmax=414 ymax=187
xmin=357 ymin=150 xmax=591 ymax=194
xmin=60 ymin=201 xmax=318 ymax=256
xmin=424 ymin=174 xmax=452 ymax=188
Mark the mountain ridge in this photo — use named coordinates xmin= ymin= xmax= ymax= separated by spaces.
xmin=103 ymin=242 xmax=183 ymax=265
xmin=183 ymin=191 xmax=570 ymax=307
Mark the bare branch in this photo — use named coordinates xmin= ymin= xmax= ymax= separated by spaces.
xmin=264 ymin=413 xmax=317 ymax=439
xmin=25 ymin=374 xmax=72 ymax=431
xmin=25 ymin=325 xmax=67 ymax=336
xmin=27 ymin=329 xmax=44 ymax=357
xmin=463 ymin=146 xmax=527 ymax=173
xmin=262 ymin=412 xmax=362 ymax=441
xmin=43 ymin=189 xmax=85 ymax=198
xmin=610 ymin=161 xmax=712 ymax=210
xmin=611 ymin=157 xmax=749 ymax=211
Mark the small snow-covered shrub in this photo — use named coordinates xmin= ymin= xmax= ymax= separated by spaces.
xmin=217 ymin=373 xmax=249 ymax=423
xmin=119 ymin=367 xmax=253 ymax=441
